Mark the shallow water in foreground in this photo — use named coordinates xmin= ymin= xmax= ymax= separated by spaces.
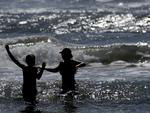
xmin=1 ymin=0 xmax=150 ymax=112
xmin=1 ymin=98 xmax=150 ymax=113
xmin=1 ymin=64 xmax=150 ymax=113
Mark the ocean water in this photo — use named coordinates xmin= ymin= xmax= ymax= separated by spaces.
xmin=0 ymin=0 xmax=150 ymax=113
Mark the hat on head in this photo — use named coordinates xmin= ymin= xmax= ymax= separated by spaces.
xmin=60 ymin=48 xmax=72 ymax=54
xmin=60 ymin=48 xmax=73 ymax=59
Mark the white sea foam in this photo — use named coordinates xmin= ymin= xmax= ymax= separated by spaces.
xmin=2 ymin=35 xmax=150 ymax=68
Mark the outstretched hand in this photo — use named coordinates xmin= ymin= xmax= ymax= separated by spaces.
xmin=5 ymin=45 xmax=9 ymax=50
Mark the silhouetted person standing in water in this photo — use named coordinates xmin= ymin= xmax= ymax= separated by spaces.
xmin=5 ymin=45 xmax=46 ymax=104
xmin=45 ymin=48 xmax=86 ymax=94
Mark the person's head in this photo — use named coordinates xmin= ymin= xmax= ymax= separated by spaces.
xmin=60 ymin=48 xmax=73 ymax=61
xmin=25 ymin=54 xmax=35 ymax=66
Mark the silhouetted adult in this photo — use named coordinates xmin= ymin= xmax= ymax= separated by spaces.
xmin=45 ymin=48 xmax=86 ymax=94
xmin=5 ymin=45 xmax=46 ymax=104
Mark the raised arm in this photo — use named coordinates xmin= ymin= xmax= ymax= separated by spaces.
xmin=74 ymin=60 xmax=86 ymax=68
xmin=37 ymin=62 xmax=46 ymax=80
xmin=5 ymin=45 xmax=24 ymax=69
xmin=76 ymin=62 xmax=86 ymax=68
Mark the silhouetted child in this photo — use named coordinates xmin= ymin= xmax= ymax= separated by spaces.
xmin=45 ymin=48 xmax=86 ymax=94
xmin=5 ymin=45 xmax=46 ymax=104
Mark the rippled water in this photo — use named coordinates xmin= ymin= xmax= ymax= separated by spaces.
xmin=1 ymin=0 xmax=150 ymax=113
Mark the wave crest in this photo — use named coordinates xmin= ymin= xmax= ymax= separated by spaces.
xmin=83 ymin=44 xmax=150 ymax=64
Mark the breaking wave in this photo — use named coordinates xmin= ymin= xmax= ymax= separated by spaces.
xmin=0 ymin=36 xmax=150 ymax=68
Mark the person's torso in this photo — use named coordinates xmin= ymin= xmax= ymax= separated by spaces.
xmin=22 ymin=66 xmax=37 ymax=89
xmin=60 ymin=60 xmax=77 ymax=74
